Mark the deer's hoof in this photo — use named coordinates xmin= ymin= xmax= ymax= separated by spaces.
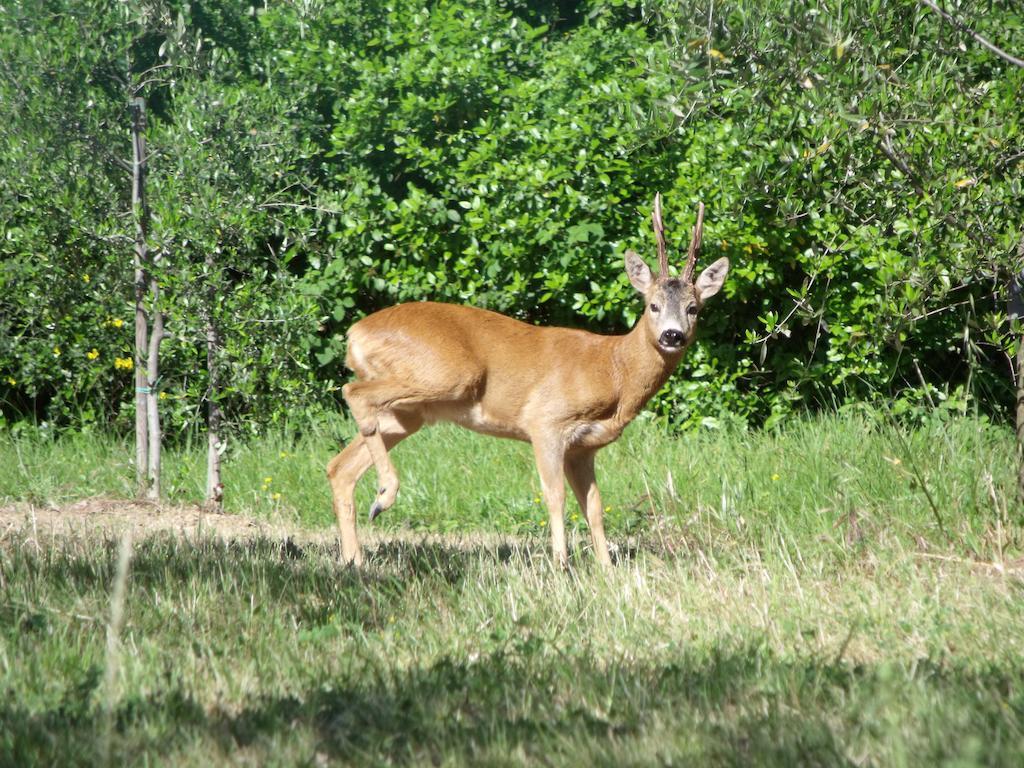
xmin=369 ymin=483 xmax=399 ymax=521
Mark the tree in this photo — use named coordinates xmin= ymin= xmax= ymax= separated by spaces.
xmin=130 ymin=95 xmax=163 ymax=498
xmin=147 ymin=76 xmax=320 ymax=506
xmin=0 ymin=0 xmax=320 ymax=501
xmin=0 ymin=1 xmax=184 ymax=497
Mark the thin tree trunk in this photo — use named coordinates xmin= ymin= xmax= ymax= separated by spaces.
xmin=146 ymin=284 xmax=163 ymax=500
xmin=1017 ymin=328 xmax=1024 ymax=507
xmin=1012 ymin=245 xmax=1024 ymax=510
xmin=130 ymin=96 xmax=149 ymax=496
xmin=205 ymin=401 xmax=223 ymax=510
xmin=131 ymin=95 xmax=164 ymax=500
xmin=203 ymin=251 xmax=224 ymax=511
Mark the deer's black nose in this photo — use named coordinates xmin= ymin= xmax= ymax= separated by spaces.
xmin=659 ymin=329 xmax=684 ymax=348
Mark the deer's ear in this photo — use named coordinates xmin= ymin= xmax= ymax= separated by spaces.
xmin=624 ymin=250 xmax=654 ymax=293
xmin=695 ymin=257 xmax=729 ymax=301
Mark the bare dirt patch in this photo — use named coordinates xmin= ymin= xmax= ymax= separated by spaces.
xmin=0 ymin=496 xmax=525 ymax=552
xmin=0 ymin=496 xmax=332 ymax=545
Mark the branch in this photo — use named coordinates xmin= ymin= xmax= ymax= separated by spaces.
xmin=878 ymin=132 xmax=925 ymax=196
xmin=129 ymin=62 xmax=201 ymax=98
xmin=917 ymin=0 xmax=1024 ymax=68
xmin=997 ymin=149 xmax=1024 ymax=170
xmin=257 ymin=201 xmax=346 ymax=216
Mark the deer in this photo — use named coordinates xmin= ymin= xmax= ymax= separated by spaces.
xmin=326 ymin=194 xmax=729 ymax=567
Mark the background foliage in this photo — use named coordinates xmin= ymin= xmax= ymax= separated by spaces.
xmin=1 ymin=0 xmax=1022 ymax=435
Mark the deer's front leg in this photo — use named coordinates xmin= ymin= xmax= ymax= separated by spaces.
xmin=565 ymin=449 xmax=612 ymax=567
xmin=532 ymin=437 xmax=569 ymax=569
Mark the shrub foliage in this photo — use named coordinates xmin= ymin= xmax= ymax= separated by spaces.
xmin=1 ymin=0 xmax=1022 ymax=433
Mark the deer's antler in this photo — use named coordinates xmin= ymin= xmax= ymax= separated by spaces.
xmin=652 ymin=192 xmax=669 ymax=277
xmin=682 ymin=202 xmax=705 ymax=284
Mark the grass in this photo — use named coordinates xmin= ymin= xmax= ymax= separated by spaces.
xmin=1 ymin=410 xmax=1018 ymax=547
xmin=1 ymin=412 xmax=1023 ymax=765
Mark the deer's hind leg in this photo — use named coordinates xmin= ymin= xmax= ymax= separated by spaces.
xmin=343 ymin=379 xmax=412 ymax=518
xmin=343 ymin=373 xmax=477 ymax=519
xmin=326 ymin=409 xmax=423 ymax=565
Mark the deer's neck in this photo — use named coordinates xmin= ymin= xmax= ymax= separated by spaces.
xmin=611 ymin=323 xmax=685 ymax=424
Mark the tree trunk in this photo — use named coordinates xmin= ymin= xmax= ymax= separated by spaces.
xmin=130 ymin=97 xmax=149 ymax=496
xmin=1017 ymin=328 xmax=1024 ymax=508
xmin=1011 ymin=245 xmax=1024 ymax=510
xmin=203 ymin=251 xmax=224 ymax=511
xmin=146 ymin=283 xmax=163 ymax=500
xmin=130 ymin=95 xmax=164 ymax=501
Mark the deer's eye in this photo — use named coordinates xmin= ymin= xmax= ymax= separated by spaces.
xmin=686 ymin=304 xmax=698 ymax=316
xmin=650 ymin=303 xmax=660 ymax=314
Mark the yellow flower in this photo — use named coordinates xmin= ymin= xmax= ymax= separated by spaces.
xmin=109 ymin=318 xmax=124 ymax=329
xmin=114 ymin=357 xmax=134 ymax=371
xmin=279 ymin=451 xmax=290 ymax=459
xmin=771 ymin=473 xmax=781 ymax=482
xmin=82 ymin=274 xmax=90 ymax=283
xmin=87 ymin=349 xmax=99 ymax=360
xmin=52 ymin=345 xmax=61 ymax=357
xmin=5 ymin=377 xmax=15 ymax=386
xmin=604 ymin=506 xmax=611 ymax=513
xmin=539 ymin=519 xmax=546 ymax=527
xmin=264 ymin=476 xmax=272 ymax=484
xmin=533 ymin=496 xmax=541 ymax=504
xmin=272 ymin=492 xmax=281 ymax=501
xmin=159 ymin=391 xmax=167 ymax=400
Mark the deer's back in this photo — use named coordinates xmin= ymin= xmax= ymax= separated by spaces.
xmin=345 ymin=302 xmax=620 ymax=438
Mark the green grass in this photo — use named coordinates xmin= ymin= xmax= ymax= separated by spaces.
xmin=0 ymin=411 xmax=1018 ymax=548
xmin=1 ymin=413 xmax=1023 ymax=765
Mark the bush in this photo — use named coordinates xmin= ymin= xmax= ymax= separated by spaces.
xmin=1 ymin=0 xmax=1021 ymax=434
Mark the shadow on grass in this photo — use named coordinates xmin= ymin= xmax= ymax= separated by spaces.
xmin=5 ymin=528 xmax=626 ymax=595
xmin=1 ymin=532 xmax=596 ymax=637
xmin=6 ymin=533 xmax=1023 ymax=765
xmin=5 ymin=642 xmax=1023 ymax=766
